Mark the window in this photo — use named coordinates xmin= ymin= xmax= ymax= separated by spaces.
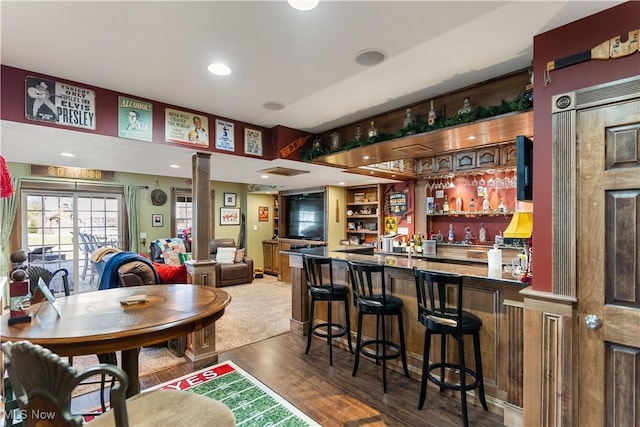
xmin=171 ymin=188 xmax=216 ymax=241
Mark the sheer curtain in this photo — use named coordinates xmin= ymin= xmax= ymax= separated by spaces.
xmin=1 ymin=177 xmax=21 ymax=283
xmin=125 ymin=185 xmax=141 ymax=254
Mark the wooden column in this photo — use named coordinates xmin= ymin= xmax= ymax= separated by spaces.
xmin=185 ymin=152 xmax=219 ymax=369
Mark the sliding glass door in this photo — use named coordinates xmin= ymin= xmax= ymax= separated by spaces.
xmin=23 ymin=189 xmax=123 ymax=294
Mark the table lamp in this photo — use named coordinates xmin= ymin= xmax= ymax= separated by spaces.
xmin=503 ymin=211 xmax=533 ymax=283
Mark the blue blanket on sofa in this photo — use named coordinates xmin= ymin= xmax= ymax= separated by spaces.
xmin=98 ymin=251 xmax=159 ymax=290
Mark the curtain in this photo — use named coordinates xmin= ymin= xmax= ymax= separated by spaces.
xmin=125 ymin=185 xmax=141 ymax=254
xmin=1 ymin=177 xmax=21 ymax=278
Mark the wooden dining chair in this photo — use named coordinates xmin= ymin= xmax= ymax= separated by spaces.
xmin=2 ymin=340 xmax=236 ymax=427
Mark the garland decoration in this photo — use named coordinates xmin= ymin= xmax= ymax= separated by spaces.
xmin=302 ymin=92 xmax=533 ymax=162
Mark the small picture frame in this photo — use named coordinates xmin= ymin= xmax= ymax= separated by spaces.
xmin=220 ymin=207 xmax=241 ymax=225
xmin=224 ymin=192 xmax=237 ymax=207
xmin=152 ymin=214 xmax=163 ymax=227
xmin=258 ymin=206 xmax=269 ymax=222
xmin=353 ymin=192 xmax=365 ymax=203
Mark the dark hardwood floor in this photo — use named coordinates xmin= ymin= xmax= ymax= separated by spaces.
xmin=138 ymin=333 xmax=504 ymax=426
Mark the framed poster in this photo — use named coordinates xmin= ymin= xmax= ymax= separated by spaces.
xmin=258 ymin=206 xmax=269 ymax=222
xmin=244 ymin=128 xmax=263 ymax=156
xmin=215 ymin=119 xmax=235 ymax=151
xmin=223 ymin=193 xmax=236 ymax=207
xmin=165 ymin=108 xmax=209 ymax=146
xmin=152 ymin=214 xmax=164 ymax=227
xmin=25 ymin=76 xmax=96 ymax=129
xmin=220 ymin=208 xmax=240 ymax=225
xmin=118 ymin=96 xmax=152 ymax=142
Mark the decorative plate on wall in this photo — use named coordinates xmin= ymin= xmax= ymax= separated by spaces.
xmin=151 ymin=188 xmax=167 ymax=206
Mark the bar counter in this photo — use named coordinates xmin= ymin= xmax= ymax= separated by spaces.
xmin=282 ymin=245 xmax=526 ymax=422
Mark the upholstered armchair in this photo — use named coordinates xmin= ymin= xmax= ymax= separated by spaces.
xmin=209 ymin=238 xmax=253 ymax=287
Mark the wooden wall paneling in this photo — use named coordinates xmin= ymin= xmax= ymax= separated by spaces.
xmin=500 ymin=144 xmax=517 ymax=167
xmin=522 ymin=292 xmax=576 ymax=427
xmin=454 ymin=150 xmax=477 ymax=171
xmin=551 ymin=95 xmax=577 ymax=297
xmin=476 ymin=146 xmax=500 ymax=169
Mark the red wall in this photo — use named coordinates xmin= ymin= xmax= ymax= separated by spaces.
xmin=532 ymin=1 xmax=639 ymax=292
xmin=0 ymin=65 xmax=277 ymax=160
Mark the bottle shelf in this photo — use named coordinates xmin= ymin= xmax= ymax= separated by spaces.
xmin=346 ymin=230 xmax=378 ymax=234
xmin=428 ymin=211 xmax=512 ymax=217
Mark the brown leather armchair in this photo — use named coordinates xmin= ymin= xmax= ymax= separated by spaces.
xmin=209 ymin=238 xmax=254 ymax=287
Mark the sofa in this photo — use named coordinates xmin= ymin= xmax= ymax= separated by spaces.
xmin=149 ymin=238 xmax=253 ymax=287
xmin=209 ymin=238 xmax=253 ymax=287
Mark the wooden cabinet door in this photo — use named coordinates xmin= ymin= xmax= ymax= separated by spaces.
xmin=577 ymin=97 xmax=640 ymax=425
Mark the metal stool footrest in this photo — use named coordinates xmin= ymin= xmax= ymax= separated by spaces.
xmin=311 ymin=322 xmax=349 ymax=339
xmin=360 ymin=339 xmax=403 ymax=361
xmin=427 ymin=362 xmax=481 ymax=392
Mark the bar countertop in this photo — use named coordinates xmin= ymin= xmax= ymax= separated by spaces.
xmin=281 ymin=245 xmax=526 ymax=286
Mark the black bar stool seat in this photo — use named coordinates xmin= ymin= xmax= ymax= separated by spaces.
xmin=348 ymin=260 xmax=409 ymax=393
xmin=413 ymin=268 xmax=488 ymax=427
xmin=303 ymin=255 xmax=353 ymax=366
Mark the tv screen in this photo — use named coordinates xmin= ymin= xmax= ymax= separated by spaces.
xmin=286 ymin=193 xmax=325 ymax=240
xmin=516 ymin=135 xmax=533 ymax=201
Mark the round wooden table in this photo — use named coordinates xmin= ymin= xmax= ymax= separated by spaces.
xmin=1 ymin=284 xmax=231 ymax=396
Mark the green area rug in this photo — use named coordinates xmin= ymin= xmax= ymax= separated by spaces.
xmin=152 ymin=361 xmax=319 ymax=427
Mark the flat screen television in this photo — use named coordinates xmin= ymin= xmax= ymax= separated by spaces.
xmin=285 ymin=192 xmax=325 ymax=240
xmin=516 ymin=135 xmax=533 ymax=201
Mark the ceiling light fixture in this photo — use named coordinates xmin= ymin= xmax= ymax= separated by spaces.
xmin=207 ymin=62 xmax=232 ymax=76
xmin=338 ymin=182 xmax=345 ymax=185
xmin=363 ymin=155 xmax=370 ymax=160
xmin=60 ymin=152 xmax=74 ymax=157
xmin=169 ymin=164 xmax=180 ymax=168
xmin=355 ymin=49 xmax=386 ymax=66
xmin=262 ymin=102 xmax=285 ymax=111
xmin=261 ymin=175 xmax=269 ymax=179
xmin=287 ymin=0 xmax=319 ymax=11
xmin=467 ymin=135 xmax=477 ymax=140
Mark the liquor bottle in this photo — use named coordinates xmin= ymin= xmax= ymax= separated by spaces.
xmin=354 ymin=126 xmax=362 ymax=142
xmin=443 ymin=199 xmax=450 ymax=214
xmin=468 ymin=198 xmax=476 ymax=213
xmin=479 ymin=223 xmax=487 ymax=243
xmin=482 ymin=197 xmax=490 ymax=213
xmin=367 ymin=120 xmax=378 ymax=139
xmin=455 ymin=192 xmax=463 ymax=213
xmin=428 ymin=100 xmax=437 ymax=126
xmin=414 ymin=232 xmax=422 ymax=252
xmin=403 ymin=108 xmax=414 ymax=135
xmin=448 ymin=224 xmax=455 ymax=242
xmin=497 ymin=197 xmax=506 ymax=213
xmin=495 ymin=230 xmax=504 ymax=245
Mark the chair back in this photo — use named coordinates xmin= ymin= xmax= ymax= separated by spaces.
xmin=27 ymin=265 xmax=70 ymax=300
xmin=413 ymin=269 xmax=464 ymax=330
xmin=302 ymin=255 xmax=335 ymax=293
xmin=2 ymin=341 xmax=129 ymax=427
xmin=348 ymin=260 xmax=387 ymax=305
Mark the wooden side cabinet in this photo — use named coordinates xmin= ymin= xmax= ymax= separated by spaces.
xmin=263 ymin=239 xmax=279 ymax=276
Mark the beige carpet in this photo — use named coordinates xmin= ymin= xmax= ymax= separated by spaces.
xmin=71 ymin=275 xmax=291 ymax=380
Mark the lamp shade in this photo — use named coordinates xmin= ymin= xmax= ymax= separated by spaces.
xmin=503 ymin=212 xmax=533 ymax=239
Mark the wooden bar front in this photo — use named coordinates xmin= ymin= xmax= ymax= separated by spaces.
xmin=284 ymin=247 xmax=526 ymax=424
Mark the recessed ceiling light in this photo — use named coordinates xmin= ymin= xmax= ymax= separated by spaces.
xmin=261 ymin=175 xmax=269 ymax=179
xmin=467 ymin=135 xmax=477 ymax=140
xmin=338 ymin=182 xmax=345 ymax=185
xmin=208 ymin=62 xmax=232 ymax=76
xmin=287 ymin=0 xmax=319 ymax=11
xmin=355 ymin=49 xmax=386 ymax=66
xmin=60 ymin=152 xmax=74 ymax=157
xmin=262 ymin=102 xmax=285 ymax=111
xmin=169 ymin=164 xmax=180 ymax=168
xmin=363 ymin=155 xmax=370 ymax=160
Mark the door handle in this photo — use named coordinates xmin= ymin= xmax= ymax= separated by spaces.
xmin=584 ymin=314 xmax=603 ymax=330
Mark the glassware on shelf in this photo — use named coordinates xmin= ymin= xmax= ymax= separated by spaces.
xmin=403 ymin=108 xmax=414 ymax=134
xmin=354 ymin=126 xmax=362 ymax=142
xmin=428 ymin=100 xmax=437 ymax=126
xmin=367 ymin=121 xmax=378 ymax=139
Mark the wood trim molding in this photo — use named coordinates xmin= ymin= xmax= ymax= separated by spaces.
xmin=523 ymin=295 xmax=576 ymax=427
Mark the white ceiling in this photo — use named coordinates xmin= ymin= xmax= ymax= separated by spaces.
xmin=0 ymin=1 xmax=621 ymax=192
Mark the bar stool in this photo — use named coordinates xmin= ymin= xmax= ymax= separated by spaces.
xmin=348 ymin=260 xmax=409 ymax=392
xmin=303 ymin=255 xmax=353 ymax=365
xmin=413 ymin=268 xmax=488 ymax=427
